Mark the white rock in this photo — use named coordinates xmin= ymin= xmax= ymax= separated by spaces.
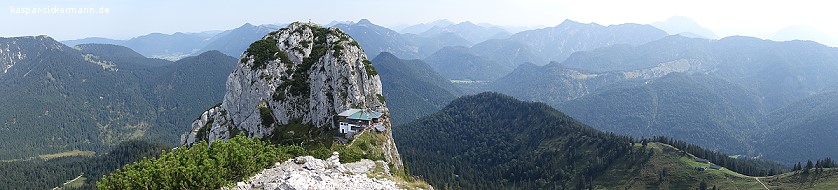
xmin=223 ymin=153 xmax=401 ymax=190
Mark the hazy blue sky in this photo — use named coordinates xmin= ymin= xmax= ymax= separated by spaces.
xmin=3 ymin=0 xmax=837 ymax=43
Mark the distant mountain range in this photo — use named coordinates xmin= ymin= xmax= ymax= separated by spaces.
xmin=331 ymin=20 xmax=838 ymax=164
xmin=417 ymin=21 xmax=510 ymax=44
xmin=333 ymin=19 xmax=513 ymax=59
xmin=61 ymin=23 xmax=282 ymax=60
xmin=652 ymin=16 xmax=719 ymax=39
xmin=508 ymin=19 xmax=669 ymax=63
xmin=333 ymin=19 xmax=424 ymax=59
xmin=62 ymin=31 xmax=218 ymax=60
xmin=398 ymin=20 xmax=456 ymax=34
xmin=484 ymin=34 xmax=838 ymax=163
xmin=419 ymin=19 xmax=668 ymax=81
xmin=197 ymin=23 xmax=283 ymax=57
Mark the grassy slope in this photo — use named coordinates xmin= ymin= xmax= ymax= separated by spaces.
xmin=596 ymin=142 xmax=838 ymax=189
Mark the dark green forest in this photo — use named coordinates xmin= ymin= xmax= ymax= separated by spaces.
xmin=372 ymin=52 xmax=461 ymax=126
xmin=0 ymin=37 xmax=234 ymax=160
xmin=394 ymin=92 xmax=643 ymax=189
xmin=0 ymin=140 xmax=168 ymax=190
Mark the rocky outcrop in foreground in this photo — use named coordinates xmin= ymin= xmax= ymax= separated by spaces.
xmin=225 ymin=152 xmax=402 ymax=190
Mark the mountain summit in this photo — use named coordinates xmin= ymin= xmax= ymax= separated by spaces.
xmin=181 ymin=22 xmax=401 ymax=166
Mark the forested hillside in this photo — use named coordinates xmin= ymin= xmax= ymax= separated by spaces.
xmin=0 ymin=140 xmax=168 ymax=190
xmin=395 ymin=92 xmax=639 ymax=189
xmin=0 ymin=36 xmax=235 ymax=159
xmin=762 ymin=91 xmax=838 ymax=163
xmin=395 ymin=92 xmax=837 ymax=189
xmin=559 ymin=73 xmax=763 ymax=153
xmin=372 ymin=52 xmax=461 ymax=126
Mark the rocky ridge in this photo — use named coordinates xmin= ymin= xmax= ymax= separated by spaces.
xmin=225 ymin=152 xmax=403 ymax=190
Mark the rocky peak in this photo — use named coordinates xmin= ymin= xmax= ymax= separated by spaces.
xmin=230 ymin=21 xmax=385 ymax=131
xmin=182 ymin=22 xmax=398 ymax=165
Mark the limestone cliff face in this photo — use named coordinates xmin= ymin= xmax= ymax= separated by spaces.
xmin=181 ymin=22 xmax=401 ymax=167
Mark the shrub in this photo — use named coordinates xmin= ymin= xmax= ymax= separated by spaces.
xmin=259 ymin=106 xmax=275 ymax=127
xmin=245 ymin=38 xmax=283 ymax=70
xmin=97 ymin=136 xmax=299 ymax=189
xmin=363 ymin=60 xmax=377 ymax=76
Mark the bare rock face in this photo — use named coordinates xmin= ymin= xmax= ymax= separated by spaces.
xmin=224 ymin=153 xmax=403 ymax=190
xmin=180 ymin=22 xmax=402 ymax=167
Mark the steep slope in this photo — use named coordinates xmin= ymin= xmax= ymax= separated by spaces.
xmin=394 ymin=92 xmax=639 ymax=189
xmin=198 ymin=23 xmax=282 ymax=57
xmin=559 ymin=73 xmax=764 ymax=154
xmin=419 ymin=39 xmax=545 ymax=81
xmin=762 ymin=91 xmax=838 ymax=163
xmin=508 ymin=19 xmax=668 ymax=62
xmin=372 ymin=52 xmax=461 ymax=126
xmin=711 ymin=37 xmax=838 ymax=110
xmin=146 ymin=50 xmax=237 ymax=143
xmin=0 ymin=36 xmax=235 ymax=159
xmin=469 ymin=39 xmax=545 ymax=66
xmin=559 ymin=35 xmax=715 ymax=72
xmin=181 ymin=22 xmax=402 ymax=167
xmin=489 ymin=59 xmax=692 ymax=104
xmin=0 ymin=36 xmax=158 ymax=158
xmin=423 ymin=46 xmax=513 ymax=81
